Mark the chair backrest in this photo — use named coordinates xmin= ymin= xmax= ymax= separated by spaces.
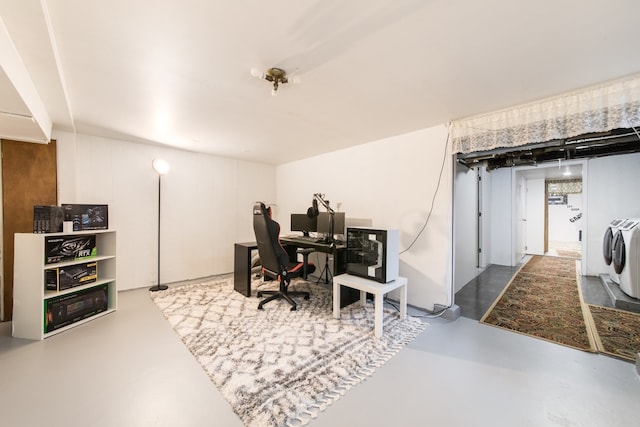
xmin=253 ymin=202 xmax=289 ymax=277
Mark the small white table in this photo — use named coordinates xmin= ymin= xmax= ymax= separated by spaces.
xmin=333 ymin=274 xmax=407 ymax=338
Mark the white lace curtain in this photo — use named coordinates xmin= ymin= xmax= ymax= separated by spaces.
xmin=451 ymin=73 xmax=640 ymax=154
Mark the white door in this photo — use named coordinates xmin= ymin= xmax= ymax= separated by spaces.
xmin=525 ymin=178 xmax=545 ymax=255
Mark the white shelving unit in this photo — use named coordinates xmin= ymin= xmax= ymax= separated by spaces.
xmin=12 ymin=229 xmax=117 ymax=340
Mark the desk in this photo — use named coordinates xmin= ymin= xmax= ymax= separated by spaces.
xmin=234 ymin=238 xmax=356 ymax=306
xmin=280 ymin=236 xmax=359 ymax=307
xmin=234 ymin=242 xmax=258 ymax=296
xmin=232 ymin=239 xmax=340 ymax=297
xmin=279 ymin=235 xmax=347 ymax=277
xmin=333 ymin=274 xmax=407 ymax=338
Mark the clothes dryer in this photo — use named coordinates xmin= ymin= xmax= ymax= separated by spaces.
xmin=612 ymin=218 xmax=640 ymax=298
xmin=603 ymin=218 xmax=626 ymax=284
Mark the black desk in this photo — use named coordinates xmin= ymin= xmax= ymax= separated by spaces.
xmin=278 ymin=235 xmax=347 ymax=279
xmin=233 ymin=237 xmax=356 ymax=305
xmin=234 ymin=241 xmax=258 ymax=296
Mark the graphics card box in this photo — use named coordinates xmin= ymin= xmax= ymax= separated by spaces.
xmin=44 ymin=284 xmax=108 ymax=333
xmin=33 ymin=205 xmax=65 ymax=233
xmin=45 ymin=261 xmax=98 ymax=291
xmin=61 ymin=204 xmax=108 ymax=230
xmin=45 ymin=235 xmax=97 ymax=265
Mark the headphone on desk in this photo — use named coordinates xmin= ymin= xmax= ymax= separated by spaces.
xmin=307 ymin=199 xmax=319 ymax=218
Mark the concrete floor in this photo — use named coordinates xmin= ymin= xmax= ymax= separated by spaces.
xmin=0 ymin=285 xmax=639 ymax=426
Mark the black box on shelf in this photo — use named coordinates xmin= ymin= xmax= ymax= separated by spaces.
xmin=45 ymin=261 xmax=98 ymax=291
xmin=61 ymin=204 xmax=108 ymax=231
xmin=45 ymin=235 xmax=97 ymax=264
xmin=33 ymin=205 xmax=65 ymax=234
xmin=44 ymin=284 xmax=109 ymax=333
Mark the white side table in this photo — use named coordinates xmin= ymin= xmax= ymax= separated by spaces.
xmin=333 ymin=274 xmax=407 ymax=338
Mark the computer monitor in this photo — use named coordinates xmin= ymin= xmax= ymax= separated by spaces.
xmin=290 ymin=213 xmax=317 ymax=236
xmin=317 ymin=212 xmax=345 ymax=238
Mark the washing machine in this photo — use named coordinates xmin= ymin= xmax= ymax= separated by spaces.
xmin=603 ymin=218 xmax=626 ymax=284
xmin=612 ymin=218 xmax=640 ymax=298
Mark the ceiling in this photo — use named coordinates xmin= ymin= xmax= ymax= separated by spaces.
xmin=1 ymin=0 xmax=640 ymax=165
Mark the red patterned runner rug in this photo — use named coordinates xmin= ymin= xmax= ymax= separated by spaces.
xmin=480 ymin=255 xmax=597 ymax=352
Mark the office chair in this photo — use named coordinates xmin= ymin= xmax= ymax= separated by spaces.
xmin=253 ymin=202 xmax=316 ymax=311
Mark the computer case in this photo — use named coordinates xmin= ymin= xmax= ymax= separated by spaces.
xmin=346 ymin=227 xmax=399 ymax=283
xmin=33 ymin=205 xmax=65 ymax=233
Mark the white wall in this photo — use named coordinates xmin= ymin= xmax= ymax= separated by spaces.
xmin=454 ymin=163 xmax=478 ymax=292
xmin=276 ymin=125 xmax=452 ymax=311
xmin=585 ymin=152 xmax=640 ymax=276
xmin=548 ymin=193 xmax=582 ymax=243
xmin=488 ymin=168 xmax=513 ymax=266
xmin=55 ymin=131 xmax=276 ymax=291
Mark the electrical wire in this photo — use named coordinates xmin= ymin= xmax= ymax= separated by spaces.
xmin=396 ymin=125 xmax=454 ymax=318
xmin=400 ymin=128 xmax=451 ymax=254
xmin=383 ymin=296 xmax=449 ymax=318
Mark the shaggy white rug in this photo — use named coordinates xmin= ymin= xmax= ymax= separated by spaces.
xmin=151 ymin=275 xmax=427 ymax=427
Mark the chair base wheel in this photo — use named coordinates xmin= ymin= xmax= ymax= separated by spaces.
xmin=256 ymin=289 xmax=309 ymax=311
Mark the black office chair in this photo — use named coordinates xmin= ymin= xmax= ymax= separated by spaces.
xmin=253 ymin=202 xmax=316 ymax=311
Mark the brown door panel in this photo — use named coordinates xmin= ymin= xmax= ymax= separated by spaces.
xmin=2 ymin=139 xmax=57 ymax=321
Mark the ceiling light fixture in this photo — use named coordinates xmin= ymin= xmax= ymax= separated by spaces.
xmin=251 ymin=67 xmax=299 ymax=96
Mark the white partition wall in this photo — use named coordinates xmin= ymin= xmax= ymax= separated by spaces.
xmin=276 ymin=125 xmax=453 ymax=312
xmin=55 ymin=131 xmax=276 ymax=290
xmin=585 ymin=153 xmax=640 ymax=276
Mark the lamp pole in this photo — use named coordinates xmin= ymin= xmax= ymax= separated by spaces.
xmin=150 ymin=159 xmax=170 ymax=292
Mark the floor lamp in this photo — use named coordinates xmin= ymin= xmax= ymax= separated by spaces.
xmin=150 ymin=158 xmax=170 ymax=292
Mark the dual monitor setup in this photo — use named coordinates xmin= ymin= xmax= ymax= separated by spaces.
xmin=290 ymin=211 xmax=399 ymax=284
xmin=287 ymin=193 xmax=399 ymax=283
xmin=290 ymin=212 xmax=345 ymax=242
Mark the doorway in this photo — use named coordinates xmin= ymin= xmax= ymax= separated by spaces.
xmin=546 ymin=179 xmax=583 ymax=258
xmin=454 ymin=161 xmax=588 ymax=319
xmin=513 ymin=162 xmax=585 ymax=271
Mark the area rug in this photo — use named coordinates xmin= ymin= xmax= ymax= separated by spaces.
xmin=150 ymin=275 xmax=426 ymax=427
xmin=480 ymin=255 xmax=597 ymax=352
xmin=587 ymin=304 xmax=640 ymax=362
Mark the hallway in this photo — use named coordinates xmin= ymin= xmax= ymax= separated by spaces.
xmin=455 ymin=260 xmax=614 ymax=322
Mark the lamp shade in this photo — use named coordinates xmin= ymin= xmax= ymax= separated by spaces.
xmin=152 ymin=159 xmax=170 ymax=175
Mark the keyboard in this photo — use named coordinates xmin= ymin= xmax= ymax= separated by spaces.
xmin=284 ymin=235 xmax=325 ymax=243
